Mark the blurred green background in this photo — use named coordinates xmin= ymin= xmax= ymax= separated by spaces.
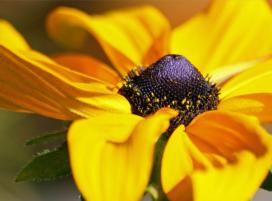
xmin=0 ymin=0 xmax=271 ymax=200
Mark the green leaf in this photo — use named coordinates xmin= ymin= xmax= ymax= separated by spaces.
xmin=261 ymin=169 xmax=272 ymax=191
xmin=63 ymin=121 xmax=72 ymax=127
xmin=25 ymin=130 xmax=66 ymax=146
xmin=15 ymin=143 xmax=71 ymax=182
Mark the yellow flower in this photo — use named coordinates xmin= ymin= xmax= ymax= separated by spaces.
xmin=1 ymin=0 xmax=272 ymax=201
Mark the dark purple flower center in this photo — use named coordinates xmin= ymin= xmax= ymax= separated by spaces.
xmin=119 ymin=54 xmax=219 ymax=133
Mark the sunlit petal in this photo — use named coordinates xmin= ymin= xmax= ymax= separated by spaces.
xmin=0 ymin=19 xmax=30 ymax=50
xmin=68 ymin=108 xmax=177 ymax=201
xmin=52 ymin=53 xmax=120 ymax=87
xmin=218 ymin=93 xmax=272 ymax=123
xmin=220 ymin=57 xmax=272 ymax=99
xmin=47 ymin=6 xmax=170 ymax=75
xmin=142 ymin=25 xmax=169 ymax=66
xmin=162 ymin=111 xmax=272 ymax=201
xmin=0 ymin=45 xmax=131 ymax=119
xmin=171 ymin=0 xmax=272 ymax=75
xmin=209 ymin=57 xmax=267 ymax=85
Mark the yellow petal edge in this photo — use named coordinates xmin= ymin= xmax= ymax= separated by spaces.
xmin=162 ymin=111 xmax=272 ymax=201
xmin=68 ymin=108 xmax=177 ymax=201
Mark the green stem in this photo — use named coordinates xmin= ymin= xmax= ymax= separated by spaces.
xmin=147 ymin=134 xmax=169 ymax=201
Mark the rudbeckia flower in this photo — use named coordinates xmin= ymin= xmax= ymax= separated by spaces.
xmin=1 ymin=0 xmax=272 ymax=201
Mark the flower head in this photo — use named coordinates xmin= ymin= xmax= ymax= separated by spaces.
xmin=1 ymin=0 xmax=272 ymax=201
xmin=119 ymin=54 xmax=220 ymax=133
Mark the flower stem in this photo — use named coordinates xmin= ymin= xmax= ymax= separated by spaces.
xmin=147 ymin=134 xmax=169 ymax=201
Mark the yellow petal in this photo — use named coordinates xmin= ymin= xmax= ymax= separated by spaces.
xmin=68 ymin=108 xmax=176 ymax=201
xmin=218 ymin=93 xmax=272 ymax=123
xmin=52 ymin=53 xmax=120 ymax=87
xmin=46 ymin=6 xmax=170 ymax=75
xmin=142 ymin=24 xmax=170 ymax=66
xmin=210 ymin=57 xmax=267 ymax=85
xmin=162 ymin=111 xmax=272 ymax=201
xmin=0 ymin=19 xmax=30 ymax=50
xmin=170 ymin=0 xmax=272 ymax=75
xmin=161 ymin=126 xmax=195 ymax=198
xmin=220 ymin=57 xmax=272 ymax=99
xmin=0 ymin=45 xmax=131 ymax=119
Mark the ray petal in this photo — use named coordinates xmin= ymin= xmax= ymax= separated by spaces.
xmin=47 ymin=6 xmax=170 ymax=75
xmin=0 ymin=19 xmax=30 ymax=50
xmin=68 ymin=108 xmax=176 ymax=201
xmin=162 ymin=111 xmax=272 ymax=201
xmin=220 ymin=57 xmax=272 ymax=99
xmin=170 ymin=0 xmax=272 ymax=75
xmin=218 ymin=93 xmax=272 ymax=123
xmin=0 ymin=45 xmax=131 ymax=119
xmin=53 ymin=53 xmax=120 ymax=87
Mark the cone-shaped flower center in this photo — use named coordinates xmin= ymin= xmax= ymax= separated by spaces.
xmin=119 ymin=55 xmax=219 ymax=133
